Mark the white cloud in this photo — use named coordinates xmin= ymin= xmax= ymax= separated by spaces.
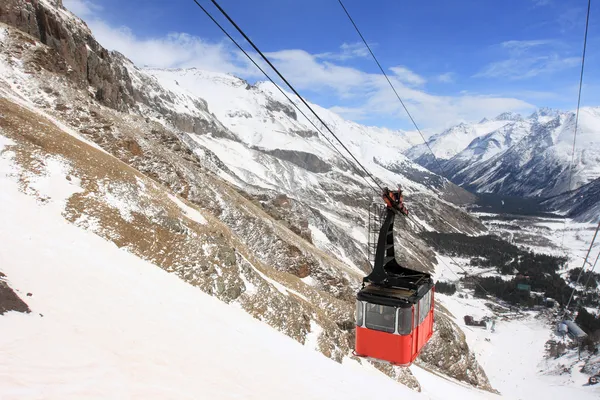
xmin=477 ymin=55 xmax=579 ymax=80
xmin=328 ymin=105 xmax=369 ymax=120
xmin=476 ymin=40 xmax=579 ymax=80
xmin=265 ymin=49 xmax=368 ymax=94
xmin=63 ymin=0 xmax=102 ymax=18
xmin=533 ymin=0 xmax=552 ymax=6
xmin=354 ymin=80 xmax=535 ymax=130
xmin=71 ymin=6 xmax=537 ymax=130
xmin=317 ymin=42 xmax=370 ymax=61
xmin=86 ymin=19 xmax=260 ymax=76
xmin=340 ymin=42 xmax=370 ymax=58
xmin=389 ymin=66 xmax=426 ymax=87
xmin=558 ymin=7 xmax=585 ymax=32
xmin=437 ymin=72 xmax=455 ymax=83
xmin=501 ymin=39 xmax=553 ymax=53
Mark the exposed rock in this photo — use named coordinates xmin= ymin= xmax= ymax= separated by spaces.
xmin=0 ymin=0 xmax=235 ymax=139
xmin=418 ymin=305 xmax=496 ymax=392
xmin=291 ymin=129 xmax=318 ymax=138
xmin=260 ymin=148 xmax=332 ymax=173
xmin=273 ymin=194 xmax=291 ymax=208
xmin=0 ymin=272 xmax=31 ymax=315
xmin=265 ymin=98 xmax=297 ymax=120
xmin=370 ymin=361 xmax=421 ymax=391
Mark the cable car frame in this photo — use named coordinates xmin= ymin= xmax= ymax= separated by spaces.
xmin=354 ymin=189 xmax=435 ymax=366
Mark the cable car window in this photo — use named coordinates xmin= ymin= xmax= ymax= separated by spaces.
xmin=421 ymin=291 xmax=431 ymax=323
xmin=356 ymin=301 xmax=364 ymax=327
xmin=427 ymin=291 xmax=431 ymax=315
xmin=418 ymin=292 xmax=430 ymax=324
xmin=423 ymin=296 xmax=427 ymax=322
xmin=365 ymin=303 xmax=396 ymax=333
xmin=397 ymin=307 xmax=412 ymax=335
xmin=413 ymin=302 xmax=418 ymax=329
xmin=430 ymin=289 xmax=434 ymax=311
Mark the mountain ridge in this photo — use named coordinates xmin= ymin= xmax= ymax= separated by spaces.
xmin=405 ymin=106 xmax=600 ymax=221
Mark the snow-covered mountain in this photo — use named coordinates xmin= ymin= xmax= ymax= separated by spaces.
xmin=144 ymin=67 xmax=445 ymax=197
xmin=0 ymin=0 xmax=490 ymax=392
xmin=406 ymin=108 xmax=600 ymax=209
xmin=147 ymin=67 xmax=419 ymax=151
xmin=541 ymin=177 xmax=600 ymax=223
xmin=405 ymin=118 xmax=514 ymax=168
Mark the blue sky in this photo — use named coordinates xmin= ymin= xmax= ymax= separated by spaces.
xmin=64 ymin=0 xmax=599 ymax=131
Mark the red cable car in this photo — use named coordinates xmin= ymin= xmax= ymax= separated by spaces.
xmin=354 ymin=187 xmax=435 ymax=366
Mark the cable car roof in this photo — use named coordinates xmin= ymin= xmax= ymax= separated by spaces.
xmin=357 ymin=281 xmax=433 ymax=307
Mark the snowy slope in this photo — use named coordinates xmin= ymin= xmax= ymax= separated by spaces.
xmin=0 ymin=1 xmax=596 ymax=397
xmin=0 ymin=135 xmax=496 ymax=400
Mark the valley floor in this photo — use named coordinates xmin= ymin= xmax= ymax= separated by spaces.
xmin=479 ymin=213 xmax=598 ymax=266
xmin=440 ymin=293 xmax=600 ymax=399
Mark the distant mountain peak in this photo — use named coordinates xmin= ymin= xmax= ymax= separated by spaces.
xmin=528 ymin=107 xmax=562 ymax=120
xmin=479 ymin=117 xmax=490 ymax=124
xmin=494 ymin=112 xmax=523 ymax=122
xmin=441 ymin=122 xmax=472 ymax=135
